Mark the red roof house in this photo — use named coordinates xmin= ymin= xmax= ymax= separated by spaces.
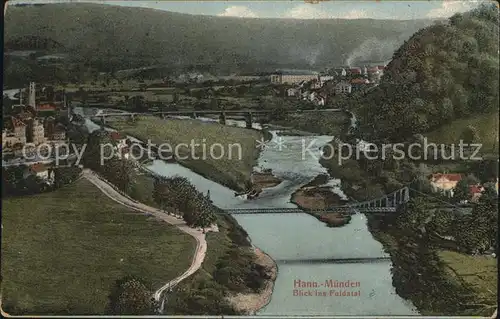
xmin=431 ymin=173 xmax=462 ymax=182
xmin=430 ymin=173 xmax=463 ymax=194
xmin=469 ymin=185 xmax=484 ymax=202
xmin=110 ymin=131 xmax=124 ymax=141
xmin=30 ymin=163 xmax=47 ymax=174
xmin=37 ymin=103 xmax=57 ymax=112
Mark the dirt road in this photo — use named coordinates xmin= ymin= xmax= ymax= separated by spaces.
xmin=83 ymin=169 xmax=216 ymax=304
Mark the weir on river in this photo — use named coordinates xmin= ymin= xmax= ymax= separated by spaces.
xmin=76 ymin=107 xmax=418 ymax=316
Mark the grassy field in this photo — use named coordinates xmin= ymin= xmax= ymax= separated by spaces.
xmin=108 ymin=116 xmax=262 ymax=191
xmin=425 ymin=112 xmax=499 ymax=156
xmin=1 ymin=179 xmax=196 ymax=315
xmin=438 ymin=250 xmax=497 ymax=309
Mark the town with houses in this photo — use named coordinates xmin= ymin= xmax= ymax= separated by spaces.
xmin=2 ymin=81 xmax=139 ymax=187
xmin=272 ymin=64 xmax=385 ymax=107
xmin=2 ymin=83 xmax=71 ymax=185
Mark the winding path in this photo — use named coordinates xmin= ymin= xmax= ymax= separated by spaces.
xmin=82 ymin=169 xmax=216 ymax=303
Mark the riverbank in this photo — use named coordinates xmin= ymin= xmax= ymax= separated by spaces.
xmin=83 ymin=161 xmax=278 ymax=316
xmin=228 ymin=247 xmax=278 ymax=315
xmin=367 ymin=214 xmax=497 ymax=316
xmin=290 ymin=174 xmax=351 ymax=227
xmin=313 ymin=136 xmax=498 ymax=315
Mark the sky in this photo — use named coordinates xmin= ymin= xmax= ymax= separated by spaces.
xmin=7 ymin=0 xmax=491 ymax=20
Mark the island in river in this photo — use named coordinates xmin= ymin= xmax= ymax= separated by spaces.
xmin=291 ymin=174 xmax=351 ymax=227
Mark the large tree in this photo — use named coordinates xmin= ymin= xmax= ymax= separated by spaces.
xmin=53 ymin=166 xmax=82 ymax=188
xmin=106 ymin=276 xmax=158 ymax=315
xmin=453 ymin=178 xmax=471 ymax=203
xmin=102 ymin=158 xmax=135 ymax=194
xmin=82 ymin=129 xmax=116 ymax=171
xmin=460 ymin=125 xmax=479 ymax=144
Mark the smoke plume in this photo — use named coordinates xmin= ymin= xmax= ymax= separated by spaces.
xmin=344 ymin=32 xmax=415 ymax=67
xmin=289 ymin=44 xmax=324 ymax=66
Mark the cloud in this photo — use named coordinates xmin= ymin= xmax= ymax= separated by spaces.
xmin=218 ymin=6 xmax=258 ymax=18
xmin=284 ymin=4 xmax=367 ymax=19
xmin=426 ymin=0 xmax=479 ymax=18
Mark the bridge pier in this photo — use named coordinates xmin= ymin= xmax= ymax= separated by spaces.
xmin=245 ymin=112 xmax=253 ymax=129
xmin=219 ymin=112 xmax=226 ymax=125
xmin=190 ymin=112 xmax=198 ymax=119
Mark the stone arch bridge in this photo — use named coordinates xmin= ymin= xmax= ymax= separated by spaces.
xmin=90 ymin=108 xmax=342 ymax=129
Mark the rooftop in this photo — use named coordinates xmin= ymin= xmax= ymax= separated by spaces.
xmin=431 ymin=173 xmax=462 ymax=182
xmin=275 ymin=69 xmax=319 ymax=75
xmin=469 ymin=185 xmax=484 ymax=194
xmin=110 ymin=131 xmax=124 ymax=141
xmin=30 ymin=163 xmax=47 ymax=173
xmin=38 ymin=103 xmax=57 ymax=111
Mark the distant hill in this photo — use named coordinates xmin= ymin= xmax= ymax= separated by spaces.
xmin=4 ymin=3 xmax=436 ymax=71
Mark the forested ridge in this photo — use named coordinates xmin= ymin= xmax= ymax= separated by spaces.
xmin=4 ymin=3 xmax=433 ymax=70
xmin=357 ymin=3 xmax=499 ymax=143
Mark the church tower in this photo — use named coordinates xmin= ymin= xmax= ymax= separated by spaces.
xmin=28 ymin=82 xmax=36 ymax=108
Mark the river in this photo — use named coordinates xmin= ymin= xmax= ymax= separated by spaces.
xmin=75 ymin=107 xmax=418 ymax=315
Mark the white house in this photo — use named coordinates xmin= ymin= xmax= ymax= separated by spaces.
xmin=25 ymin=163 xmax=54 ymax=184
xmin=429 ymin=174 xmax=462 ymax=198
xmin=308 ymin=92 xmax=317 ymax=102
xmin=110 ymin=132 xmax=130 ymax=159
xmin=314 ymin=95 xmax=326 ymax=106
xmin=310 ymin=79 xmax=322 ymax=89
xmin=335 ymin=81 xmax=352 ymax=94
xmin=301 ymin=91 xmax=311 ymax=100
xmin=287 ymin=88 xmax=299 ymax=97
xmin=319 ymin=76 xmax=334 ymax=86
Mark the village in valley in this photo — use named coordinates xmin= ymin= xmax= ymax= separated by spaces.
xmin=273 ymin=64 xmax=386 ymax=106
